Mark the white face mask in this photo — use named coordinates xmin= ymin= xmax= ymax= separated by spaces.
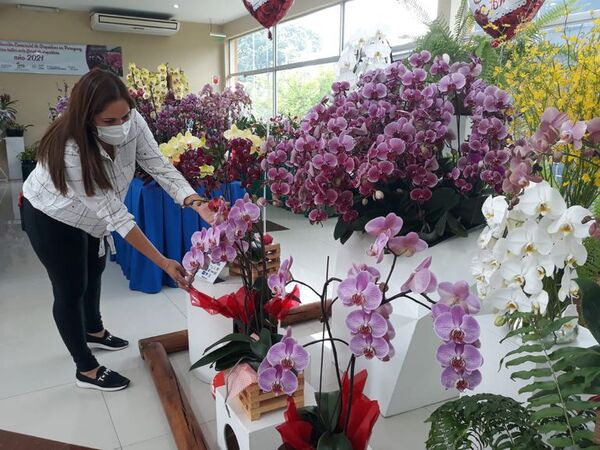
xmin=96 ymin=119 xmax=131 ymax=146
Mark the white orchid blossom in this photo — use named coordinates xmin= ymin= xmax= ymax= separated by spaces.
xmin=472 ymin=181 xmax=592 ymax=326
xmin=517 ymin=180 xmax=566 ymax=219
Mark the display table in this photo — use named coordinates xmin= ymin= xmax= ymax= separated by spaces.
xmin=112 ymin=178 xmax=246 ymax=294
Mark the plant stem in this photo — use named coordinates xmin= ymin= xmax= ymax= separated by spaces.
xmin=303 ymin=337 xmax=349 ymax=348
xmin=343 ymin=356 xmax=356 ymax=435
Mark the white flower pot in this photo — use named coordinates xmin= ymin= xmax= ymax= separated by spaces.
xmin=5 ymin=137 xmax=24 ymax=180
xmin=187 ymin=278 xmax=241 ymax=383
xmin=331 ymin=229 xmax=480 ymax=417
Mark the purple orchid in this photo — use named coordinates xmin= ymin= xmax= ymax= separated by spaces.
xmin=210 ymin=242 xmax=237 ymax=263
xmin=388 ymin=232 xmax=428 ymax=257
xmin=350 ymin=334 xmax=389 ymax=360
xmin=441 ymin=367 xmax=482 ymax=392
xmin=266 ymin=329 xmax=309 ymax=372
xmin=182 ymin=247 xmax=206 ymax=273
xmin=534 ymin=107 xmax=569 ymax=148
xmin=434 ymin=305 xmax=480 ymax=345
xmin=191 ymin=229 xmax=210 ymax=253
xmin=437 ymin=281 xmax=481 ymax=314
xmin=278 ymin=257 xmax=294 ymax=283
xmin=365 ymin=213 xmax=404 ymax=237
xmin=345 ymin=310 xmax=388 ymax=338
xmin=338 ymin=271 xmax=383 ymax=311
xmin=362 ymin=82 xmax=388 ymax=100
xmin=268 ymin=272 xmax=287 ymax=298
xmin=258 ymin=362 xmax=298 ymax=396
xmin=230 ymin=196 xmax=261 ymax=223
xmin=401 ymin=256 xmax=438 ymax=294
xmin=436 ymin=343 xmax=483 ymax=373
xmin=367 ymin=233 xmax=389 ymax=263
xmin=347 ymin=263 xmax=381 ymax=282
xmin=588 ymin=117 xmax=600 ymax=144
xmin=559 ymin=120 xmax=587 ymax=150
xmin=438 ymin=73 xmax=466 ymax=93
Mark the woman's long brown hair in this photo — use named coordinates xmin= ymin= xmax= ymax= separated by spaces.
xmin=37 ymin=69 xmax=134 ymax=196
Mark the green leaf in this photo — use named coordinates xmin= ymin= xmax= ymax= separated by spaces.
xmin=506 ymin=354 xmax=548 ymax=367
xmin=446 ymin=213 xmax=468 ymax=237
xmin=547 ymin=436 xmax=578 ymax=448
xmin=529 ymin=393 xmax=561 ymax=407
xmin=434 ymin=212 xmax=447 ymax=238
xmin=578 ymin=277 xmax=600 ymax=345
xmin=531 ymin=406 xmax=566 ymax=420
xmin=203 ymin=333 xmax=253 ymax=354
xmin=190 ymin=341 xmax=250 ymax=371
xmin=315 ymin=391 xmax=341 ymax=432
xmin=317 ymin=432 xmax=353 ymax=450
xmin=511 ymin=368 xmax=553 ymax=380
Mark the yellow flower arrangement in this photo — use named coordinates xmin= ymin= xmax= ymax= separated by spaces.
xmin=199 ymin=164 xmax=216 ymax=179
xmin=159 ymin=131 xmax=206 ymax=163
xmin=494 ymin=19 xmax=600 ymax=207
xmin=223 ymin=124 xmax=265 ymax=155
xmin=126 ymin=63 xmax=190 ymax=105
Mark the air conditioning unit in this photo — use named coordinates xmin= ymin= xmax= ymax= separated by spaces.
xmin=90 ymin=13 xmax=180 ymax=36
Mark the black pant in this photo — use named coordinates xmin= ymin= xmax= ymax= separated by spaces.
xmin=22 ymin=198 xmax=105 ymax=372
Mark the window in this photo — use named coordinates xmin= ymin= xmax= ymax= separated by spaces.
xmin=228 ymin=1 xmax=442 ymax=118
xmin=344 ymin=0 xmax=438 ymax=47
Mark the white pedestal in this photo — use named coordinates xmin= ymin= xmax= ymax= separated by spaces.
xmin=187 ymin=275 xmax=242 ymax=383
xmin=215 ymin=383 xmax=372 ymax=450
xmin=5 ymin=137 xmax=24 ymax=181
xmin=331 ymin=230 xmax=480 ymax=416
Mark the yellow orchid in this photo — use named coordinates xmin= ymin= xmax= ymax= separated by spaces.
xmin=199 ymin=164 xmax=215 ymax=178
xmin=224 ymin=124 xmax=265 ymax=155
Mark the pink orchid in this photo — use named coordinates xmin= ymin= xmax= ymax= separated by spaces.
xmin=401 ymin=256 xmax=438 ymax=294
xmin=559 ymin=120 xmax=587 ymax=150
xmin=338 ymin=271 xmax=383 ymax=311
xmin=437 ymin=281 xmax=481 ymax=314
xmin=365 ymin=213 xmax=404 ymax=237
xmin=388 ymin=232 xmax=428 ymax=257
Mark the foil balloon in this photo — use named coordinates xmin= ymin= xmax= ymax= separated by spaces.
xmin=469 ymin=0 xmax=546 ymax=46
xmin=243 ymin=0 xmax=295 ymax=39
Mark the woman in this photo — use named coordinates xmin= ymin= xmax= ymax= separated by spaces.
xmin=22 ymin=69 xmax=212 ymax=392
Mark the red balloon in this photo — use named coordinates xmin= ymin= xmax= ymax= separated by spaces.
xmin=470 ymin=0 xmax=545 ymax=46
xmin=243 ymin=0 xmax=295 ymax=39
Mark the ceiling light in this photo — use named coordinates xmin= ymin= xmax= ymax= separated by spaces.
xmin=173 ymin=3 xmax=180 ymax=8
xmin=210 ymin=32 xmax=227 ymax=38
xmin=17 ymin=4 xmax=60 ymax=13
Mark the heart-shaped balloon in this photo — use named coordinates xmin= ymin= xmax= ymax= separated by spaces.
xmin=470 ymin=0 xmax=545 ymax=45
xmin=243 ymin=0 xmax=295 ymax=39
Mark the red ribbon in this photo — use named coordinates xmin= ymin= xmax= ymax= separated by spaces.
xmin=189 ymin=286 xmax=256 ymax=324
xmin=264 ymin=285 xmax=301 ymax=321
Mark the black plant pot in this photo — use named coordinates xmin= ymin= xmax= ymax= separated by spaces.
xmin=21 ymin=160 xmax=36 ymax=180
xmin=6 ymin=129 xmax=24 ymax=137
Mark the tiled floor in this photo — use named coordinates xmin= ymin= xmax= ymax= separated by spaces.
xmin=0 ymin=180 xmax=442 ymax=449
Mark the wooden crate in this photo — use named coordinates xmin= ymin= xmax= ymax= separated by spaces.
xmin=229 ymin=243 xmax=281 ymax=279
xmin=238 ymin=373 xmax=304 ymax=421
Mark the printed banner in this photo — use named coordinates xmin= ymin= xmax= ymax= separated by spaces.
xmin=0 ymin=40 xmax=123 ymax=76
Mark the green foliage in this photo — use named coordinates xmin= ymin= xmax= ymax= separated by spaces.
xmin=190 ymin=329 xmax=282 ymax=372
xmin=333 ymin=179 xmax=486 ymax=245
xmin=18 ymin=141 xmax=38 ymax=162
xmin=501 ymin=315 xmax=599 ymax=448
xmin=578 ymin=277 xmax=600 ymax=343
xmin=426 ymin=393 xmax=548 ymax=450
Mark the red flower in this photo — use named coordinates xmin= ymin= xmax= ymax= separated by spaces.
xmin=265 ymin=285 xmax=300 ymax=321
xmin=189 ymin=286 xmax=256 ymax=324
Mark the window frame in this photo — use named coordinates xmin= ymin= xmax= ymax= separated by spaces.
xmin=226 ymin=0 xmax=442 ymax=116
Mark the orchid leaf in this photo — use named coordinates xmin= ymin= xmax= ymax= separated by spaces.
xmin=203 ymin=333 xmax=254 ymax=354
xmin=315 ymin=391 xmax=341 ymax=433
xmin=190 ymin=341 xmax=250 ymax=371
xmin=316 ymin=432 xmax=353 ymax=450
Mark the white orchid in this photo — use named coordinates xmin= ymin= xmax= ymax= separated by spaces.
xmin=472 ymin=182 xmax=592 ymax=326
xmin=482 ymin=195 xmax=509 ymax=229
xmin=517 ymin=180 xmax=566 ymax=219
xmin=547 ymin=205 xmax=592 ymax=239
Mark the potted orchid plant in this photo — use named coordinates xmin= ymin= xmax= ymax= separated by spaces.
xmin=259 ymin=212 xmax=483 ymax=449
xmin=264 ymin=50 xmax=513 ymax=247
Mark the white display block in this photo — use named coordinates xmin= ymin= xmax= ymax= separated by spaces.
xmin=332 ymin=230 xmax=480 ymax=416
xmin=187 ymin=275 xmax=242 ymax=383
xmin=215 ymin=383 xmax=372 ymax=450
xmin=5 ymin=137 xmax=24 ymax=181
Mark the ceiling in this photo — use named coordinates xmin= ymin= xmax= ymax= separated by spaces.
xmin=0 ymin=0 xmax=250 ymax=24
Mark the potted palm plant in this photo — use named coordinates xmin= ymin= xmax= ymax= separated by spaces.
xmin=6 ymin=121 xmax=32 ymax=137
xmin=18 ymin=142 xmax=37 ymax=180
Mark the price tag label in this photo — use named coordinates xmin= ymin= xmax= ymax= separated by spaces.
xmin=197 ymin=262 xmax=226 ymax=284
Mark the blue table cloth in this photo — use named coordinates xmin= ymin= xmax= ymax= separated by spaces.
xmin=112 ymin=178 xmax=246 ymax=293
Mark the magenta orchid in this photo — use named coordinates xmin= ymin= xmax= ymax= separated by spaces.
xmin=338 ymin=271 xmax=383 ymax=311
xmin=350 ymin=334 xmax=390 ymax=360
xmin=266 ymin=329 xmax=309 ymax=372
xmin=345 ymin=310 xmax=388 ymax=338
xmin=441 ymin=367 xmax=482 ymax=392
xmin=258 ymin=363 xmax=299 ymax=396
xmin=434 ymin=305 xmax=481 ymax=345
xmin=365 ymin=213 xmax=404 ymax=237
xmin=436 ymin=343 xmax=483 ymax=373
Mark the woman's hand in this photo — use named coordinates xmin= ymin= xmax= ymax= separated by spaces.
xmin=184 ymin=194 xmax=216 ymax=225
xmin=161 ymin=258 xmax=190 ymax=290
